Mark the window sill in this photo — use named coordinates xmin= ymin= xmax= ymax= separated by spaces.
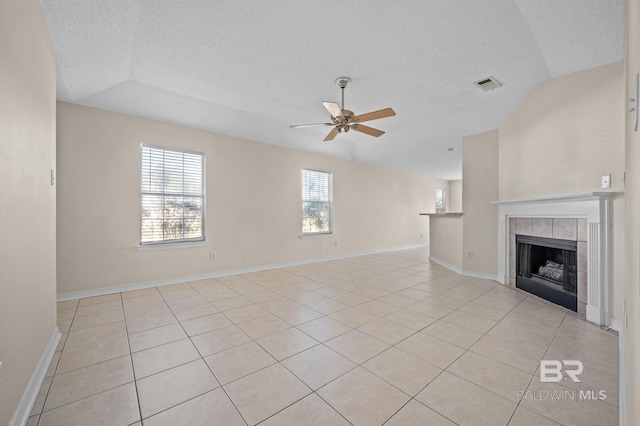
xmin=301 ymin=233 xmax=334 ymax=239
xmin=136 ymin=241 xmax=209 ymax=251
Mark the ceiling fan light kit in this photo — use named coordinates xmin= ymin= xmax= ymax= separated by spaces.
xmin=290 ymin=77 xmax=396 ymax=141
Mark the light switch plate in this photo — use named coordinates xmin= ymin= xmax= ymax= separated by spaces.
xmin=601 ymin=175 xmax=611 ymax=189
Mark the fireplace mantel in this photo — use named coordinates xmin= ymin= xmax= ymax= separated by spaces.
xmin=492 ymin=192 xmax=615 ymax=326
xmin=491 ymin=192 xmax=613 ymax=206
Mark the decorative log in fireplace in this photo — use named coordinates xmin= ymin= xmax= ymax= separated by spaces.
xmin=516 ymin=235 xmax=577 ymax=312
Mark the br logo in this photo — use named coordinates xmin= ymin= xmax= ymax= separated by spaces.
xmin=540 ymin=360 xmax=584 ymax=383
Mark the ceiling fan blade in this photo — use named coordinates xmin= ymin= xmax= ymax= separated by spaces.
xmin=323 ymin=128 xmax=339 ymax=141
xmin=290 ymin=123 xmax=333 ymax=128
xmin=351 ymin=124 xmax=385 ymax=137
xmin=354 ymin=108 xmax=396 ymax=123
xmin=322 ymin=101 xmax=344 ymax=119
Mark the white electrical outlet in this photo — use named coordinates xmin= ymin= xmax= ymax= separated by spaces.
xmin=466 ymin=250 xmax=473 ymax=259
xmin=601 ymin=175 xmax=611 ymax=189
xmin=210 ymin=251 xmax=217 ymax=260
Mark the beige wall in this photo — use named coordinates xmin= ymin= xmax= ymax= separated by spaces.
xmin=448 ymin=180 xmax=463 ymax=213
xmin=429 ymin=216 xmax=463 ymax=270
xmin=499 ymin=62 xmax=624 ymax=199
xmin=624 ymin=0 xmax=640 ymax=423
xmin=462 ymin=130 xmax=499 ymax=276
xmin=56 ymin=103 xmax=445 ymax=295
xmin=0 ymin=0 xmax=57 ymax=423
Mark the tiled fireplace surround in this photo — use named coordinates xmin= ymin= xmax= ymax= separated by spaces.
xmin=508 ymin=217 xmax=587 ymax=314
xmin=495 ymin=193 xmax=613 ymax=326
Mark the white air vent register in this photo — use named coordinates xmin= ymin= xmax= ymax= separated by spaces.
xmin=474 ymin=77 xmax=502 ymax=91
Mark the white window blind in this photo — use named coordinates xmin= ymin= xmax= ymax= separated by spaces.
xmin=302 ymin=169 xmax=332 ymax=234
xmin=140 ymin=145 xmax=205 ymax=244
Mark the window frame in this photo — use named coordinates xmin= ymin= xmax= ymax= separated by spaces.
xmin=301 ymin=168 xmax=333 ymax=236
xmin=435 ymin=188 xmax=446 ymax=214
xmin=140 ymin=144 xmax=206 ymax=246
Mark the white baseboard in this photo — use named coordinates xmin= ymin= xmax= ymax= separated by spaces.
xmin=429 ymin=256 xmax=463 ymax=274
xmin=428 ymin=256 xmax=499 ymax=282
xmin=461 ymin=269 xmax=500 ymax=281
xmin=11 ymin=328 xmax=61 ymax=426
xmin=609 ymin=319 xmax=628 ymax=426
xmin=58 ymin=244 xmax=429 ymax=301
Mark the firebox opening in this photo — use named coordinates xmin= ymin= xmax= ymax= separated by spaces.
xmin=516 ymin=235 xmax=577 ymax=312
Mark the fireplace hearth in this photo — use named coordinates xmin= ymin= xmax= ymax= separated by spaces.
xmin=516 ymin=235 xmax=577 ymax=311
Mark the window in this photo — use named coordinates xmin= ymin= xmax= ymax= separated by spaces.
xmin=435 ymin=188 xmax=445 ymax=214
xmin=302 ymin=169 xmax=332 ymax=234
xmin=140 ymin=145 xmax=205 ymax=245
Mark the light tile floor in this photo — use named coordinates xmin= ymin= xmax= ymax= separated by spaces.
xmin=29 ymin=248 xmax=619 ymax=425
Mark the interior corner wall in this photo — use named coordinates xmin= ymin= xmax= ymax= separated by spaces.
xmin=0 ymin=0 xmax=57 ymax=424
xmin=448 ymin=180 xmax=463 ymax=213
xmin=462 ymin=130 xmax=499 ymax=276
xmin=497 ymin=61 xmax=626 ymax=325
xmin=56 ymin=102 xmax=445 ymax=295
xmin=623 ymin=0 xmax=640 ymax=423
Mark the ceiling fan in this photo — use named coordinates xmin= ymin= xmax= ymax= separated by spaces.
xmin=290 ymin=77 xmax=396 ymax=141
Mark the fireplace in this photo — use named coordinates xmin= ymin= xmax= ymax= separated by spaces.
xmin=494 ymin=192 xmax=613 ymax=326
xmin=516 ymin=235 xmax=577 ymax=311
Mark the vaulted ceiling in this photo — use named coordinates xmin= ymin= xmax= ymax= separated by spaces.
xmin=41 ymin=0 xmax=624 ymax=180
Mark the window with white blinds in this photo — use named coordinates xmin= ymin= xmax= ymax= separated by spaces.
xmin=140 ymin=145 xmax=205 ymax=244
xmin=301 ymin=169 xmax=332 ymax=234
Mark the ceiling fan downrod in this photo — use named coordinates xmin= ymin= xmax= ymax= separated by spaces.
xmin=333 ymin=77 xmax=352 ymax=133
xmin=336 ymin=77 xmax=350 ymax=110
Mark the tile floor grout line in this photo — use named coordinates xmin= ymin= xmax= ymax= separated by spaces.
xmin=36 ymin=378 xmax=139 ymax=416
xmin=307 ymin=390 xmax=356 ymax=426
xmin=120 ymin=293 xmax=145 ymax=425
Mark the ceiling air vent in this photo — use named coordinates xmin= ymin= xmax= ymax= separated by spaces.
xmin=474 ymin=76 xmax=502 ymax=91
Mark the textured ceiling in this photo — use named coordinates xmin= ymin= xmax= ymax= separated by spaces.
xmin=41 ymin=0 xmax=624 ymax=180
